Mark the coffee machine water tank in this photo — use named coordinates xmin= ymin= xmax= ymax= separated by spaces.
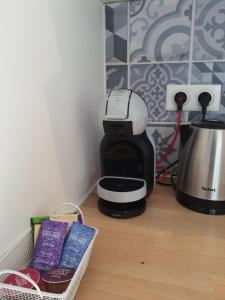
xmin=100 ymin=89 xmax=149 ymax=135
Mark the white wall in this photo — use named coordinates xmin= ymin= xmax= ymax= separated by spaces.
xmin=0 ymin=0 xmax=103 ymax=255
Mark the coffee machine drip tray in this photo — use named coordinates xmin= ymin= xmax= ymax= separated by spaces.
xmin=97 ymin=176 xmax=147 ymax=218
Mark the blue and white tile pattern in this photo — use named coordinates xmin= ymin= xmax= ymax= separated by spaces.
xmin=130 ymin=0 xmax=193 ymax=62
xmin=193 ymin=0 xmax=225 ymax=61
xmin=130 ymin=63 xmax=188 ymax=122
xmin=106 ymin=65 xmax=128 ymax=93
xmin=105 ymin=3 xmax=128 ymax=63
xmin=104 ymin=0 xmax=225 ymax=162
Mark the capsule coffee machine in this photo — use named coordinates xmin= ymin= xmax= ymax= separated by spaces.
xmin=97 ymin=89 xmax=155 ymax=218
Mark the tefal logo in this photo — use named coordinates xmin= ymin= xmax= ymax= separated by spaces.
xmin=201 ymin=187 xmax=216 ymax=192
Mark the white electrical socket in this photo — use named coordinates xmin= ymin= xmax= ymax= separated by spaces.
xmin=166 ymin=84 xmax=222 ymax=111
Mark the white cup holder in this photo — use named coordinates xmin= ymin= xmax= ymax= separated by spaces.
xmin=97 ymin=176 xmax=147 ymax=203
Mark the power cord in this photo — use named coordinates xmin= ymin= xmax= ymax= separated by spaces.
xmin=157 ymin=172 xmax=177 ymax=191
xmin=170 ymin=173 xmax=177 ymax=191
xmin=156 ymin=110 xmax=181 ymax=171
xmin=198 ymin=92 xmax=212 ymax=121
xmin=157 ymin=160 xmax=178 ymax=183
xmin=157 ymin=91 xmax=212 ymax=189
xmin=156 ymin=91 xmax=187 ymax=187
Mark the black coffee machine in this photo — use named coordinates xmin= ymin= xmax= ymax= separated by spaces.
xmin=97 ymin=89 xmax=155 ymax=218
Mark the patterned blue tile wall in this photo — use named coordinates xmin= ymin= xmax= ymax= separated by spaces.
xmin=105 ymin=0 xmax=225 ymax=169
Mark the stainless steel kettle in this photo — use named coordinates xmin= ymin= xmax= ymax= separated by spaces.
xmin=177 ymin=120 xmax=225 ymax=215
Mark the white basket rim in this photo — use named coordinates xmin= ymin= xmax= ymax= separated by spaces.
xmin=52 ymin=202 xmax=85 ymax=224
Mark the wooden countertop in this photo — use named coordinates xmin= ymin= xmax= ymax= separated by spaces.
xmin=76 ymin=185 xmax=225 ymax=300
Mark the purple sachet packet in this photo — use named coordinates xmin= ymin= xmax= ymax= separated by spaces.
xmin=60 ymin=222 xmax=95 ymax=269
xmin=31 ymin=220 xmax=68 ymax=271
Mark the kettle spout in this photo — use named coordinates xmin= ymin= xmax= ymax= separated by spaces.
xmin=180 ymin=125 xmax=193 ymax=148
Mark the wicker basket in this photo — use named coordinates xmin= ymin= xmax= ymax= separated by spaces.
xmin=0 ymin=203 xmax=98 ymax=300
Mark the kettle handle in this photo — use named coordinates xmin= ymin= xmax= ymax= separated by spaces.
xmin=180 ymin=125 xmax=193 ymax=148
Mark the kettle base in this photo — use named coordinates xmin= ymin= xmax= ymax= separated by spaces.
xmin=177 ymin=190 xmax=225 ymax=215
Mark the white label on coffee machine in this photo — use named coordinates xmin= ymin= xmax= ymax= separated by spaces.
xmin=106 ymin=89 xmax=131 ymax=119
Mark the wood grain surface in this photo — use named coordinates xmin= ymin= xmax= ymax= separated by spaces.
xmin=75 ymin=185 xmax=225 ymax=300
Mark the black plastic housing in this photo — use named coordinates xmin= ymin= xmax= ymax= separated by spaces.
xmin=100 ymin=131 xmax=155 ymax=197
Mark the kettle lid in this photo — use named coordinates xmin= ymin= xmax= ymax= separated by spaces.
xmin=192 ymin=120 xmax=225 ymax=129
